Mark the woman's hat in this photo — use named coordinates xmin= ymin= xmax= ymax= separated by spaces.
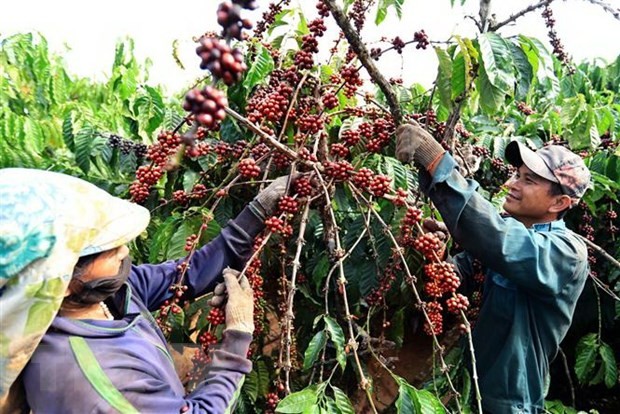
xmin=0 ymin=168 xmax=150 ymax=401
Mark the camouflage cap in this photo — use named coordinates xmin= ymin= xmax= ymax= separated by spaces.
xmin=505 ymin=141 xmax=591 ymax=203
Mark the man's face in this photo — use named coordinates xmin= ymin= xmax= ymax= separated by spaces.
xmin=503 ymin=164 xmax=563 ymax=227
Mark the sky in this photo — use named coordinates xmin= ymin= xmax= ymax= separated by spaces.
xmin=1 ymin=0 xmax=619 ymax=94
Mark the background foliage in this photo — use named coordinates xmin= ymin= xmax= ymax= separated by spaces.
xmin=1 ymin=0 xmax=619 ymax=412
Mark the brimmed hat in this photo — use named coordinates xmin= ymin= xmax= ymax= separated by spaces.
xmin=505 ymin=141 xmax=591 ymax=203
xmin=0 ymin=168 xmax=150 ymax=401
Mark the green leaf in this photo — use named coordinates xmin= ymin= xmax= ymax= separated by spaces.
xmin=183 ymin=171 xmax=199 ymax=193
xmin=243 ymin=359 xmax=270 ymax=402
xmin=145 ymin=86 xmax=165 ymax=134
xmin=167 ymin=218 xmax=202 ymax=260
xmin=560 ymin=95 xmax=586 ymax=125
xmin=331 ymin=386 xmax=355 ymax=414
xmin=435 ymin=47 xmax=453 ymax=110
xmin=62 ymin=114 xmax=75 ymax=152
xmin=311 ymin=252 xmax=330 ymax=292
xmin=243 ymin=43 xmax=274 ymax=90
xmin=243 ymin=368 xmax=260 ymax=402
xmin=148 ymin=216 xmax=181 ymax=262
xmin=598 ymin=342 xmax=619 ymax=388
xmin=395 ymin=377 xmax=417 ymax=413
xmin=276 ymin=386 xmax=319 ymax=413
xmin=324 ymin=316 xmax=347 ymax=370
xmin=375 ymin=0 xmax=404 ymax=25
xmin=519 ymin=36 xmax=559 ymax=99
xmin=323 ymin=397 xmax=340 ymax=414
xmin=356 ymin=259 xmax=379 ymax=298
xmin=451 ymin=52 xmax=466 ymax=101
xmin=476 ymin=63 xmax=505 ymax=114
xmin=574 ymin=333 xmax=599 ymax=384
xmin=303 ymin=330 xmax=327 ymax=371
xmin=507 ymin=41 xmax=533 ymax=101
xmin=394 ymin=376 xmax=446 ymax=414
xmin=478 ymin=33 xmax=515 ymax=95
xmin=388 ymin=307 xmax=405 ymax=348
xmin=74 ymin=127 xmax=97 ymax=173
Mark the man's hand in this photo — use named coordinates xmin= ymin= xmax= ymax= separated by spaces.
xmin=422 ymin=218 xmax=449 ymax=242
xmin=222 ymin=268 xmax=254 ymax=334
xmin=254 ymin=175 xmax=293 ymax=216
xmin=395 ymin=123 xmax=445 ymax=170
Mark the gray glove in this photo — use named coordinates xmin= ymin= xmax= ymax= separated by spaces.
xmin=208 ymin=281 xmax=227 ymax=308
xmin=253 ymin=175 xmax=292 ymax=216
xmin=395 ymin=123 xmax=445 ymax=170
xmin=222 ymin=268 xmax=254 ymax=334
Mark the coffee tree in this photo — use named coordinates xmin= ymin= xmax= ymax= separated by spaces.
xmin=1 ymin=0 xmax=619 ymax=412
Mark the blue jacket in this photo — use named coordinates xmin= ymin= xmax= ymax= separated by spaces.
xmin=421 ymin=154 xmax=589 ymax=414
xmin=23 ymin=206 xmax=264 ymax=413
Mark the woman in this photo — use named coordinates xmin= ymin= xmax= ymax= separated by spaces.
xmin=0 ymin=168 xmax=287 ymax=413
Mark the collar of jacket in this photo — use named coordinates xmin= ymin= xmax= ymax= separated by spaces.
xmin=49 ymin=284 xmax=144 ymax=338
xmin=531 ymin=219 xmax=566 ymax=232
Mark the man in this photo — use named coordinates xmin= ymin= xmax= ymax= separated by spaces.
xmin=395 ymin=124 xmax=591 ymax=413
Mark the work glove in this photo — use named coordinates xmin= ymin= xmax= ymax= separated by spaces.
xmin=395 ymin=123 xmax=445 ymax=170
xmin=253 ymin=175 xmax=294 ymax=216
xmin=208 ymin=281 xmax=227 ymax=308
xmin=222 ymin=268 xmax=255 ymax=334
xmin=453 ymin=143 xmax=482 ymax=178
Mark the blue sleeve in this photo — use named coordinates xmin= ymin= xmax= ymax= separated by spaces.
xmin=183 ymin=330 xmax=252 ymax=413
xmin=119 ymin=330 xmax=253 ymax=414
xmin=420 ymin=154 xmax=586 ymax=296
xmin=128 ymin=205 xmax=264 ymax=311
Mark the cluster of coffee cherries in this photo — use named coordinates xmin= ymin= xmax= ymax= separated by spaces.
xmin=397 ymin=205 xmax=473 ymax=336
xmin=206 ymin=307 xmax=226 ymax=325
xmin=365 ymin=260 xmax=400 ymax=307
xmin=340 ymin=66 xmax=364 ymax=98
xmin=413 ymin=30 xmax=430 ymax=49
xmin=446 ymin=293 xmax=470 ymax=314
xmin=196 ymin=36 xmax=246 ymax=86
xmin=246 ymin=79 xmax=293 ymax=125
xmin=423 ymin=262 xmax=461 ymax=298
xmin=277 ymin=196 xmax=299 ymax=215
xmin=183 ymin=86 xmax=228 ymax=129
xmin=541 ymin=5 xmax=574 ymax=73
xmin=516 ymin=101 xmax=535 ymax=116
xmin=412 ymin=233 xmax=444 ymax=261
xmin=264 ymin=392 xmax=280 ymax=414
xmin=129 ymin=131 xmax=183 ymax=203
xmin=324 ymin=160 xmax=354 ymax=181
xmin=246 ymin=238 xmax=267 ymax=334
xmin=423 ymin=301 xmax=443 ymax=336
xmin=107 ymin=134 xmax=147 ymax=158
xmin=238 ymin=158 xmax=261 ymax=178
xmin=218 ymin=1 xmax=254 ymax=40
xmin=264 ymin=216 xmax=293 ymax=237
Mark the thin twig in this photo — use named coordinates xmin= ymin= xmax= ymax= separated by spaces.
xmin=581 ymin=0 xmax=620 ymax=21
xmin=313 ymin=167 xmax=379 ymax=414
xmin=489 ymin=0 xmax=552 ymax=32
xmin=557 ymin=348 xmax=576 ymax=407
xmin=347 ymin=184 xmax=466 ymax=414
xmin=277 ymin=72 xmax=309 ymax=142
xmin=282 ymin=201 xmax=312 ymax=393
xmin=323 ymin=0 xmax=403 ymax=125
xmin=579 ymin=234 xmax=620 ymax=270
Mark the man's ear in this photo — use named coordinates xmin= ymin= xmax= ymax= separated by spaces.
xmin=549 ymin=194 xmax=572 ymax=214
